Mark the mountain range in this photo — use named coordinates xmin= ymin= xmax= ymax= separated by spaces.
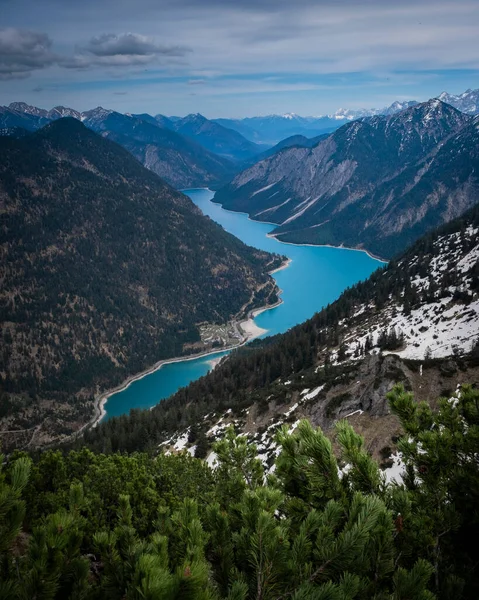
xmin=3 ymin=87 xmax=478 ymax=181
xmin=214 ymin=99 xmax=479 ymax=258
xmin=82 ymin=108 xmax=237 ymax=188
xmin=0 ymin=104 xmax=259 ymax=188
xmin=154 ymin=112 xmax=264 ymax=161
xmin=0 ymin=118 xmax=283 ymax=447
xmin=212 ymin=88 xmax=479 ymax=144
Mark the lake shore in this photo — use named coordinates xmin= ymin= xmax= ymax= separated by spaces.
xmin=265 ymin=232 xmax=387 ymax=263
xmin=191 ymin=188 xmax=386 ymax=264
xmin=89 ymin=257 xmax=290 ymax=429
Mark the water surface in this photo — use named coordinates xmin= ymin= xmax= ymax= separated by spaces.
xmin=104 ymin=188 xmax=384 ymax=419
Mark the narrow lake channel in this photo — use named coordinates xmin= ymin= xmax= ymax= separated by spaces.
xmin=103 ymin=188 xmax=384 ymax=420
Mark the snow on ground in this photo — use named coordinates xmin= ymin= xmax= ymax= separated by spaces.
xmin=251 ymin=182 xmax=278 ymax=196
xmin=383 ymin=453 xmax=405 ymax=484
xmin=173 ymin=430 xmax=190 ymax=452
xmin=338 ymin=224 xmax=478 ymax=361
xmin=343 ymin=409 xmax=364 ymax=419
xmin=303 ymin=385 xmax=325 ymax=401
xmin=284 ymin=403 xmax=299 ymax=417
xmin=393 ymin=299 xmax=479 ymax=360
xmin=206 ymin=451 xmax=218 ymax=469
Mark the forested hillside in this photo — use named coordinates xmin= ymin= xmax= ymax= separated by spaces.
xmin=0 ymin=119 xmax=283 ymax=447
xmin=2 ymin=386 xmax=479 ymax=598
xmin=84 ymin=202 xmax=479 ymax=455
xmin=83 ymin=109 xmax=238 ymax=188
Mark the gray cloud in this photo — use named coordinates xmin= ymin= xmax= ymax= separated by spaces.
xmin=85 ymin=32 xmax=187 ymax=57
xmin=187 ymin=79 xmax=206 ymax=85
xmin=0 ymin=28 xmax=57 ymax=80
xmin=63 ymin=32 xmax=191 ymax=69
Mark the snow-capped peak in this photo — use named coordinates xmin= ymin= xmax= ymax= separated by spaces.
xmin=8 ymin=102 xmax=49 ymax=118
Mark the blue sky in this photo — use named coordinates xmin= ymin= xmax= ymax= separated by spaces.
xmin=1 ymin=0 xmax=478 ymax=117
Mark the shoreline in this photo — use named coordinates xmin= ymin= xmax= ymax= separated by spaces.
xmin=89 ymin=257 xmax=290 ymax=429
xmin=186 ymin=187 xmax=386 ymax=264
xmin=265 ymin=232 xmax=387 ymax=263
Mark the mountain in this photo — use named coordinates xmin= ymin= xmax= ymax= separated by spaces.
xmin=0 ymin=119 xmax=284 ymax=447
xmin=162 ymin=113 xmax=263 ymax=162
xmin=382 ymin=100 xmax=419 ymax=115
xmin=212 ymin=103 xmax=421 ymax=145
xmin=211 ymin=95 xmax=477 ymax=145
xmin=332 ymin=100 xmax=419 ymax=121
xmin=153 ymin=113 xmax=175 ymax=128
xmin=8 ymin=101 xmax=50 ymax=119
xmin=240 ymin=132 xmax=331 ymax=169
xmin=0 ymin=105 xmax=50 ymax=130
xmin=212 ymin=117 xmax=264 ymax=142
xmin=214 ymin=114 xmax=340 ymax=145
xmin=47 ymin=105 xmax=83 ymax=120
xmin=438 ymin=88 xmax=479 ymax=115
xmin=84 ymin=201 xmax=479 ymax=461
xmin=1 ymin=104 xmax=237 ymax=188
xmin=8 ymin=102 xmax=82 ymax=121
xmin=214 ymin=100 xmax=478 ymax=258
xmin=88 ymin=109 xmax=236 ymax=188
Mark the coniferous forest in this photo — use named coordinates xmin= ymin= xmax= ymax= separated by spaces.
xmin=0 ymin=119 xmax=283 ymax=444
xmin=1 ymin=385 xmax=478 ymax=599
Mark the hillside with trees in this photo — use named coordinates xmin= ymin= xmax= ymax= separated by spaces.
xmin=0 ymin=119 xmax=283 ymax=447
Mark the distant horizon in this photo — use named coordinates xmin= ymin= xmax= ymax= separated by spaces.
xmin=4 ymin=85 xmax=477 ymax=120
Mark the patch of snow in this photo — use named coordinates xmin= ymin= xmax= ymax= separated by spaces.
xmin=343 ymin=409 xmax=364 ymax=419
xmin=302 ymin=385 xmax=325 ymax=401
xmin=173 ymin=430 xmax=190 ymax=452
xmin=206 ymin=451 xmax=218 ymax=469
xmin=251 ymin=182 xmax=278 ymax=197
xmin=284 ymin=402 xmax=298 ymax=417
xmin=383 ymin=453 xmax=405 ymax=484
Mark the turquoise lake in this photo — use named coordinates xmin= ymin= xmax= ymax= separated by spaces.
xmin=103 ymin=188 xmax=384 ymax=420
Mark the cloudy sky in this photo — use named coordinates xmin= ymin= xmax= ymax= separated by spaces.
xmin=1 ymin=0 xmax=478 ymax=117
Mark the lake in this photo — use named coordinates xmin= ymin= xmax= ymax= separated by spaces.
xmin=103 ymin=188 xmax=384 ymax=419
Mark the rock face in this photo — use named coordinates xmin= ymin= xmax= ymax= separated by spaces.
xmin=0 ymin=118 xmax=283 ymax=446
xmin=215 ymin=100 xmax=478 ymax=258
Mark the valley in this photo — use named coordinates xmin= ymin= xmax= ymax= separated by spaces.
xmin=0 ymin=122 xmax=284 ymax=448
xmin=87 ymin=202 xmax=479 ymax=464
xmin=2 ymin=0 xmax=479 ymax=595
xmin=102 ymin=188 xmax=382 ymax=420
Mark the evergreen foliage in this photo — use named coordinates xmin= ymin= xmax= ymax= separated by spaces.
xmin=1 ymin=387 xmax=478 ymax=598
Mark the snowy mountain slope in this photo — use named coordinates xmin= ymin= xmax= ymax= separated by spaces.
xmin=212 ymin=90 xmax=477 ymax=144
xmin=214 ymin=100 xmax=478 ymax=258
xmin=438 ymin=88 xmax=479 ymax=115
